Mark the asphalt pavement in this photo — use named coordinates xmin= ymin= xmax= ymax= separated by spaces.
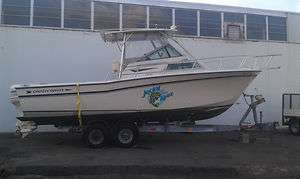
xmin=0 ymin=129 xmax=300 ymax=178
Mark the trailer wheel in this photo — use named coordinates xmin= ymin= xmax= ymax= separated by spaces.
xmin=84 ymin=125 xmax=108 ymax=148
xmin=114 ymin=122 xmax=139 ymax=148
xmin=289 ymin=119 xmax=300 ymax=136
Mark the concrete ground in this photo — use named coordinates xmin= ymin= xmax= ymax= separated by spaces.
xmin=0 ymin=129 xmax=300 ymax=178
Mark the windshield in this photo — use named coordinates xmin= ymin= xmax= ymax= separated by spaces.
xmin=148 ymin=48 xmax=170 ymax=60
xmin=146 ymin=44 xmax=182 ymax=61
xmin=166 ymin=45 xmax=182 ymax=57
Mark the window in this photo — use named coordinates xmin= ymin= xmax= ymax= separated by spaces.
xmin=224 ymin=12 xmax=244 ymax=23
xmin=165 ymin=45 xmax=182 ymax=57
xmin=224 ymin=12 xmax=244 ymax=40
xmin=175 ymin=9 xmax=197 ymax=36
xmin=247 ymin=14 xmax=266 ymax=40
xmin=200 ymin=11 xmax=221 ymax=37
xmin=147 ymin=45 xmax=181 ymax=61
xmin=123 ymin=4 xmax=146 ymax=28
xmin=268 ymin=16 xmax=287 ymax=41
xmin=64 ymin=0 xmax=91 ymax=29
xmin=149 ymin=6 xmax=172 ymax=29
xmin=1 ymin=0 xmax=31 ymax=25
xmin=167 ymin=63 xmax=194 ymax=70
xmin=94 ymin=1 xmax=119 ymax=30
xmin=148 ymin=48 xmax=169 ymax=60
xmin=33 ymin=0 xmax=61 ymax=27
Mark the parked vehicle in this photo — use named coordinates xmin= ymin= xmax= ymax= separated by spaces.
xmin=282 ymin=93 xmax=300 ymax=135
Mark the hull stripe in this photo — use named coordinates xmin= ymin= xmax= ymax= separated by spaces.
xmin=18 ymin=105 xmax=233 ymax=124
xmin=14 ymin=70 xmax=259 ymax=89
xmin=18 ymin=74 xmax=256 ymax=98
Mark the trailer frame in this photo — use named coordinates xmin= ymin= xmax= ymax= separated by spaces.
xmin=16 ymin=93 xmax=276 ymax=147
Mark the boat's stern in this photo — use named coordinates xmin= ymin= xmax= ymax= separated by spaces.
xmin=10 ymin=85 xmax=24 ymax=118
xmin=10 ymin=85 xmax=39 ymax=137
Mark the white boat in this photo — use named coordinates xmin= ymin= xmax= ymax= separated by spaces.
xmin=10 ymin=28 xmax=260 ymax=127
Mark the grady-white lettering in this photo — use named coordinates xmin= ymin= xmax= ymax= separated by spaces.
xmin=31 ymin=88 xmax=67 ymax=94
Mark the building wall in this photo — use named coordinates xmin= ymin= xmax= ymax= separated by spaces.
xmin=287 ymin=13 xmax=300 ymax=43
xmin=1 ymin=26 xmax=300 ymax=132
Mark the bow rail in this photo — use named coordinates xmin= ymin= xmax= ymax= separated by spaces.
xmin=197 ymin=54 xmax=281 ymax=71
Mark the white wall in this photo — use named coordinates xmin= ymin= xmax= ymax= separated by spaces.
xmin=1 ymin=26 xmax=300 ymax=132
xmin=0 ymin=27 xmax=119 ymax=131
xmin=288 ymin=13 xmax=300 ymax=43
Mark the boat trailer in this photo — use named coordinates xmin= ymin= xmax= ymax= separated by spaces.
xmin=16 ymin=93 xmax=277 ymax=138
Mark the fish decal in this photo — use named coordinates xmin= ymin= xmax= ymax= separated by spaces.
xmin=143 ymin=86 xmax=174 ymax=107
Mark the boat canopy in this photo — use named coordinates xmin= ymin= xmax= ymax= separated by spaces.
xmin=101 ymin=28 xmax=176 ymax=42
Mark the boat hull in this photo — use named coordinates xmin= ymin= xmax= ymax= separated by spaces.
xmin=11 ymin=70 xmax=259 ymax=126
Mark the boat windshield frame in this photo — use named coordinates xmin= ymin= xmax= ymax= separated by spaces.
xmin=140 ymin=44 xmax=183 ymax=62
xmin=101 ymin=27 xmax=202 ymax=78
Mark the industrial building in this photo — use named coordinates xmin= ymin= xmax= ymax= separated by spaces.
xmin=1 ymin=0 xmax=300 ymax=132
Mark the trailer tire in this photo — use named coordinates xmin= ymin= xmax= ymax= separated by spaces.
xmin=84 ymin=124 xmax=108 ymax=148
xmin=289 ymin=119 xmax=300 ymax=136
xmin=114 ymin=122 xmax=139 ymax=148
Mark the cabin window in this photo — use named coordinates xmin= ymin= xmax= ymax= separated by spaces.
xmin=200 ymin=11 xmax=221 ymax=37
xmin=147 ymin=45 xmax=182 ymax=61
xmin=268 ymin=16 xmax=287 ymax=41
xmin=175 ymin=9 xmax=198 ymax=36
xmin=64 ymin=0 xmax=91 ymax=29
xmin=167 ymin=63 xmax=195 ymax=70
xmin=94 ymin=1 xmax=119 ymax=30
xmin=123 ymin=4 xmax=146 ymax=28
xmin=166 ymin=45 xmax=182 ymax=57
xmin=33 ymin=0 xmax=61 ymax=27
xmin=130 ymin=67 xmax=154 ymax=73
xmin=148 ymin=48 xmax=169 ymax=60
xmin=247 ymin=14 xmax=266 ymax=40
xmin=1 ymin=0 xmax=31 ymax=25
xmin=149 ymin=6 xmax=172 ymax=29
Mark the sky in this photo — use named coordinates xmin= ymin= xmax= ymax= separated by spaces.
xmin=171 ymin=0 xmax=300 ymax=12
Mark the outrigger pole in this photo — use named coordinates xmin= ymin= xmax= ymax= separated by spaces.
xmin=119 ymin=32 xmax=134 ymax=79
xmin=119 ymin=33 xmax=126 ymax=79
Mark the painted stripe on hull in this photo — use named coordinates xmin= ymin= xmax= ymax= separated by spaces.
xmin=19 ymin=105 xmax=232 ymax=126
xmin=16 ymin=71 xmax=259 ymax=98
xmin=14 ymin=70 xmax=260 ymax=90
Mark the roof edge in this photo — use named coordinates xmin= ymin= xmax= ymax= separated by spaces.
xmin=95 ymin=0 xmax=300 ymax=17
